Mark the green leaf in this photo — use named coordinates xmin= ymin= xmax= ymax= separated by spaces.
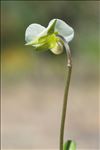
xmin=63 ymin=140 xmax=76 ymax=150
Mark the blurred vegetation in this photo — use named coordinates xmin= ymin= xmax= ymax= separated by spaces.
xmin=1 ymin=1 xmax=99 ymax=83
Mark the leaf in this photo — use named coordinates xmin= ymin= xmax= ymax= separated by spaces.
xmin=63 ymin=140 xmax=76 ymax=150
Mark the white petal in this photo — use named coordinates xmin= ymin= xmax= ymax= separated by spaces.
xmin=49 ymin=19 xmax=74 ymax=42
xmin=25 ymin=24 xmax=45 ymax=42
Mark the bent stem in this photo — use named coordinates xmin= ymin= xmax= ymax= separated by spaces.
xmin=58 ymin=35 xmax=72 ymax=150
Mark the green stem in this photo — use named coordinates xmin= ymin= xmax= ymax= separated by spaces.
xmin=60 ymin=65 xmax=72 ymax=150
xmin=58 ymin=35 xmax=72 ymax=150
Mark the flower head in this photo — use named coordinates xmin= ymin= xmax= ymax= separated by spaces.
xmin=25 ymin=19 xmax=74 ymax=54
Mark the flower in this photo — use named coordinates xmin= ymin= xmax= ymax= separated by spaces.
xmin=25 ymin=19 xmax=74 ymax=55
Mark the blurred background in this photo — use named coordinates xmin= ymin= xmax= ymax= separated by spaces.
xmin=1 ymin=1 xmax=99 ymax=150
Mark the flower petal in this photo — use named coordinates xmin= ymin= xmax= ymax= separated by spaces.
xmin=25 ymin=23 xmax=45 ymax=43
xmin=49 ymin=19 xmax=74 ymax=43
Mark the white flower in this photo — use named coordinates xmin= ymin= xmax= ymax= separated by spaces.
xmin=25 ymin=19 xmax=74 ymax=55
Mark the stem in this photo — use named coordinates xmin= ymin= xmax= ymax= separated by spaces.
xmin=60 ymin=65 xmax=72 ymax=150
xmin=57 ymin=35 xmax=72 ymax=150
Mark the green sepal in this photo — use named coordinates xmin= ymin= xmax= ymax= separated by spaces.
xmin=25 ymin=32 xmax=60 ymax=52
xmin=47 ymin=19 xmax=57 ymax=34
xmin=63 ymin=140 xmax=76 ymax=150
xmin=34 ymin=43 xmax=50 ymax=51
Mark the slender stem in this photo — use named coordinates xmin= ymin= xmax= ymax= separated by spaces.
xmin=60 ymin=65 xmax=72 ymax=150
xmin=57 ymin=35 xmax=72 ymax=150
